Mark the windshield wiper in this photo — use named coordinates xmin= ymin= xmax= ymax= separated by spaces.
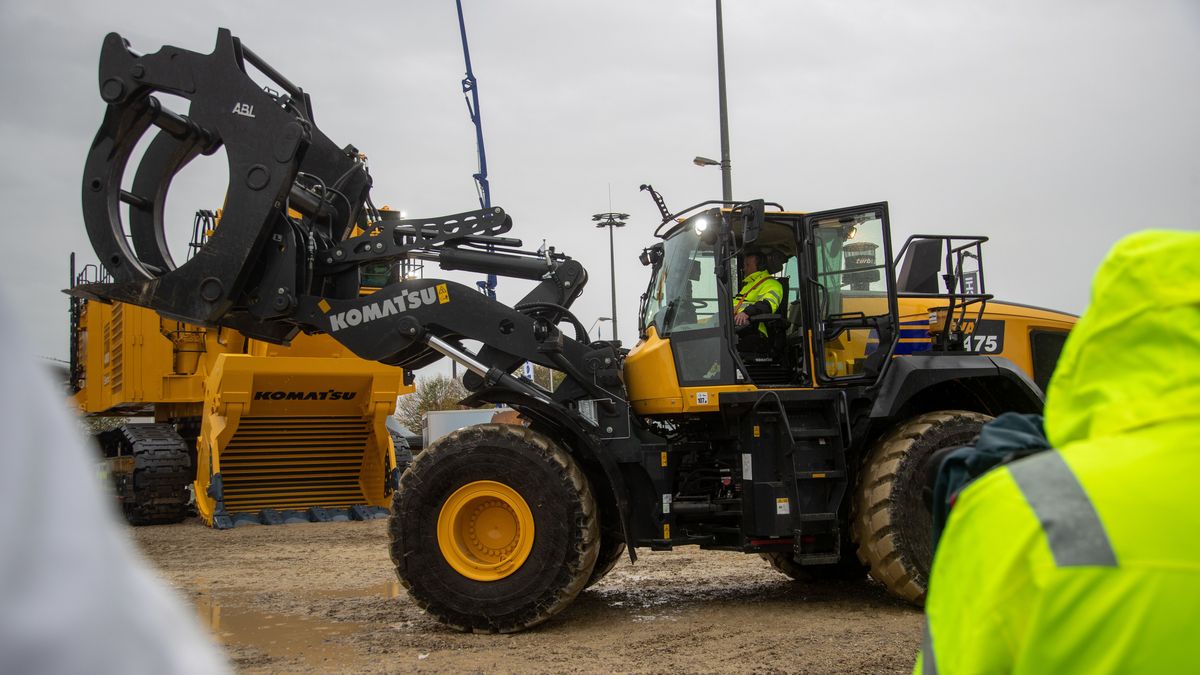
xmin=662 ymin=299 xmax=679 ymax=332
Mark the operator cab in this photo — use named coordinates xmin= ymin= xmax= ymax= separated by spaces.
xmin=637 ymin=201 xmax=899 ymax=389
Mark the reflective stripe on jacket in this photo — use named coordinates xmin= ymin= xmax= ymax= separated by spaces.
xmin=917 ymin=230 xmax=1200 ymax=673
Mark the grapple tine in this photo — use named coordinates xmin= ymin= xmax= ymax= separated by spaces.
xmin=127 ymin=130 xmax=204 ymax=273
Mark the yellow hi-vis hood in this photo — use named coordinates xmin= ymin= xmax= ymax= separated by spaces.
xmin=1044 ymin=230 xmax=1200 ymax=447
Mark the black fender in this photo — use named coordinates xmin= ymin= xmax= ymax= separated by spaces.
xmin=870 ymin=354 xmax=1044 ymax=422
xmin=460 ymin=389 xmax=635 ymax=562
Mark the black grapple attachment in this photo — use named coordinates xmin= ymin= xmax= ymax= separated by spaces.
xmin=78 ymin=28 xmax=374 ymax=342
xmin=74 ymin=29 xmax=582 ymax=374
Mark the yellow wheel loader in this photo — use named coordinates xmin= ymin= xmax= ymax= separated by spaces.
xmin=71 ymin=30 xmax=1076 ymax=630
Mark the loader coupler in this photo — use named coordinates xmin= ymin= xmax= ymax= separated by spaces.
xmin=194 ymin=354 xmax=404 ymax=528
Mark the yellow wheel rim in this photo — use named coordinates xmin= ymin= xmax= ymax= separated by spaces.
xmin=437 ymin=480 xmax=536 ymax=582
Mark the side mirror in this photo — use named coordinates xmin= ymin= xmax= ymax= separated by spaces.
xmin=742 ymin=199 xmax=765 ymax=245
xmin=640 ymin=244 xmax=664 ymax=267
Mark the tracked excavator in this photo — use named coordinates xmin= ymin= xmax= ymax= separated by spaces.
xmin=72 ymin=30 xmax=1075 ymax=630
xmin=69 ymin=260 xmax=414 ymax=528
xmin=69 ymin=212 xmax=417 ymax=529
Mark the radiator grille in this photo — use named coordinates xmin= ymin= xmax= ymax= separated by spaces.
xmin=219 ymin=416 xmax=375 ymax=512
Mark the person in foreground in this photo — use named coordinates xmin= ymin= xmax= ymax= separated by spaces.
xmin=916 ymin=230 xmax=1200 ymax=673
xmin=0 ymin=294 xmax=228 ymax=674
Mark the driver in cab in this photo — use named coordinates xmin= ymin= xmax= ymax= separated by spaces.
xmin=733 ymin=250 xmax=783 ymax=352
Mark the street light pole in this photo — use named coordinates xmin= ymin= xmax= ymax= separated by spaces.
xmin=715 ymin=0 xmax=732 ymax=202
xmin=591 ymin=213 xmax=628 ymax=343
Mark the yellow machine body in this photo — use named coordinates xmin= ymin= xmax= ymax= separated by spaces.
xmin=71 ymin=299 xmax=413 ymax=527
xmin=626 ymin=298 xmax=1076 ymax=417
xmin=193 ymin=354 xmax=403 ymax=524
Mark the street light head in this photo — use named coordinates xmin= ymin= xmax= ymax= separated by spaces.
xmin=588 ymin=316 xmax=613 ymax=338
xmin=591 ymin=212 xmax=629 ymax=228
xmin=693 ymin=156 xmax=720 ymax=167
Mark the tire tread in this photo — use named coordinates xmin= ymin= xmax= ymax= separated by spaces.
xmin=852 ymin=410 xmax=992 ymax=604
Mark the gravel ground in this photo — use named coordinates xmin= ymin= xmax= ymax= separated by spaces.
xmin=130 ymin=519 xmax=923 ymax=673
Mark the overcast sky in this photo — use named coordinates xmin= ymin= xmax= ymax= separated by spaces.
xmin=2 ymin=0 xmax=1197 ymax=368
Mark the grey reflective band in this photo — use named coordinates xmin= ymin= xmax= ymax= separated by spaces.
xmin=922 ymin=621 xmax=938 ymax=675
xmin=1007 ymin=450 xmax=1118 ymax=567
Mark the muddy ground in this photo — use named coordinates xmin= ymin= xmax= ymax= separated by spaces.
xmin=131 ymin=519 xmax=922 ymax=673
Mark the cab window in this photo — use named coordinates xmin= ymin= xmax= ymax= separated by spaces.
xmin=812 ymin=211 xmax=890 ymax=379
xmin=642 ymin=223 xmax=722 ymax=336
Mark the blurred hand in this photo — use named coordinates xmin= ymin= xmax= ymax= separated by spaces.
xmin=734 ymin=312 xmax=750 ymax=326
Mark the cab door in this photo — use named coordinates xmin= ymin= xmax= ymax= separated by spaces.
xmin=800 ymin=203 xmax=899 ymax=384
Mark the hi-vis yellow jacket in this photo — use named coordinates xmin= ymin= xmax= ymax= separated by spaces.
xmin=916 ymin=230 xmax=1200 ymax=673
xmin=733 ymin=270 xmax=783 ymax=337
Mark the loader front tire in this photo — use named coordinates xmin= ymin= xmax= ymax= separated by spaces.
xmin=389 ymin=423 xmax=599 ymax=633
xmin=853 ymin=410 xmax=991 ymax=604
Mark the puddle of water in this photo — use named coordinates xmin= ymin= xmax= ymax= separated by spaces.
xmin=383 ymin=580 xmax=402 ymax=599
xmin=307 ymin=581 xmax=404 ymax=600
xmin=195 ymin=594 xmax=364 ymax=668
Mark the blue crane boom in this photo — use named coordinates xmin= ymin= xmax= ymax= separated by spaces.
xmin=456 ymin=0 xmax=497 ymax=299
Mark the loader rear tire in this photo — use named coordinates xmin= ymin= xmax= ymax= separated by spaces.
xmin=389 ymin=423 xmax=599 ymax=633
xmin=853 ymin=410 xmax=991 ymax=604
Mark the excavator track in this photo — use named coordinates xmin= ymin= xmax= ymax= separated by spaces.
xmin=112 ymin=424 xmax=193 ymax=525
